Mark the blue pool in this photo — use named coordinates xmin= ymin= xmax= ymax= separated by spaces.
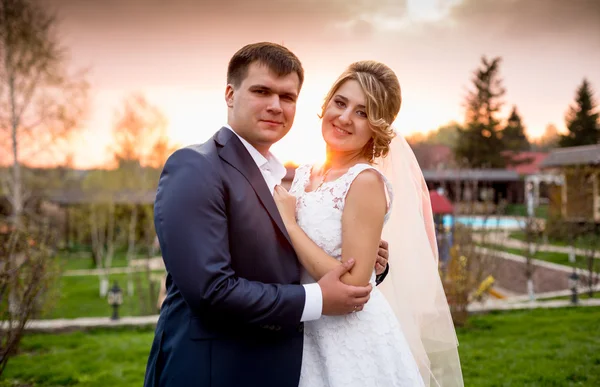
xmin=442 ymin=215 xmax=525 ymax=229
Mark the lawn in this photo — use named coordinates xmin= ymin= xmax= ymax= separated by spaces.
xmin=509 ymin=231 xmax=598 ymax=251
xmin=59 ymin=251 xmax=150 ymax=271
xmin=40 ymin=271 xmax=164 ymax=319
xmin=504 ymin=203 xmax=549 ymax=219
xmin=457 ymin=307 xmax=600 ymax=386
xmin=546 ymin=292 xmax=600 ymax=301
xmin=484 ymin=244 xmax=599 ymax=273
xmin=3 ymin=307 xmax=599 ymax=386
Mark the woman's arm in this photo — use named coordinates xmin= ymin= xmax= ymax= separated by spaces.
xmin=274 ymin=170 xmax=387 ymax=287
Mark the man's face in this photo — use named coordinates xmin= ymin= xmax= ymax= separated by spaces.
xmin=226 ymin=62 xmax=300 ymax=154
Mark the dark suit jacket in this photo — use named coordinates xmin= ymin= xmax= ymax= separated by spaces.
xmin=144 ymin=128 xmax=307 ymax=387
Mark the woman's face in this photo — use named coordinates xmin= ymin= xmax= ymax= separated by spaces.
xmin=321 ymin=80 xmax=373 ymax=155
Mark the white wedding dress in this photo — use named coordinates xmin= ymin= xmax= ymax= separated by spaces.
xmin=290 ymin=163 xmax=425 ymax=387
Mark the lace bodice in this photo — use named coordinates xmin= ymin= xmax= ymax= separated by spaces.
xmin=291 ymin=164 xmax=424 ymax=387
xmin=289 ymin=163 xmax=393 ymax=284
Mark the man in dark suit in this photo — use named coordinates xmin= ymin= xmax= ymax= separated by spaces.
xmin=143 ymin=42 xmax=389 ymax=387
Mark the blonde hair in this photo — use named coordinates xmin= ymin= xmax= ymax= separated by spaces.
xmin=321 ymin=61 xmax=401 ymax=161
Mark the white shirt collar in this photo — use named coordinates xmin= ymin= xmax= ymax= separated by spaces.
xmin=223 ymin=125 xmax=287 ymax=180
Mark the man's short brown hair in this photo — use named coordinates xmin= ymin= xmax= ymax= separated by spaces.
xmin=227 ymin=42 xmax=304 ymax=90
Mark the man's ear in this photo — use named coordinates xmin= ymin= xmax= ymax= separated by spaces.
xmin=225 ymin=84 xmax=235 ymax=108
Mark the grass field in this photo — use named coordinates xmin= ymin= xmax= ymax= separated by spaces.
xmin=509 ymin=231 xmax=597 ymax=251
xmin=484 ymin=244 xmax=599 ymax=273
xmin=504 ymin=204 xmax=549 ymax=219
xmin=59 ymin=251 xmax=150 ymax=271
xmin=3 ymin=307 xmax=600 ymax=386
xmin=40 ymin=271 xmax=163 ymax=319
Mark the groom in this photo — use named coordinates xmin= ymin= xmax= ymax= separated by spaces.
xmin=143 ymin=42 xmax=389 ymax=387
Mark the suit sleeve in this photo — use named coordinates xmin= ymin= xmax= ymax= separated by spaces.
xmin=375 ymin=264 xmax=389 ymax=286
xmin=154 ymin=148 xmax=305 ymax=326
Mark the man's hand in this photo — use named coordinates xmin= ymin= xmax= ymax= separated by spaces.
xmin=319 ymin=259 xmax=372 ymax=315
xmin=375 ymin=239 xmax=389 ymax=276
xmin=273 ymin=185 xmax=298 ymax=228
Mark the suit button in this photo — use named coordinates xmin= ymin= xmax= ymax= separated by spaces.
xmin=298 ymin=324 xmax=304 ymax=333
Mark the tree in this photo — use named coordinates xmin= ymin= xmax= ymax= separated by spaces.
xmin=577 ymin=222 xmax=599 ymax=298
xmin=0 ymin=0 xmax=89 ymax=221
xmin=533 ymin=123 xmax=560 ymax=150
xmin=405 ymin=131 xmax=428 ymax=145
xmin=0 ymin=0 xmax=87 ymax=373
xmin=559 ymin=79 xmax=599 ymax=147
xmin=0 ymin=215 xmax=61 ymax=375
xmin=502 ymin=106 xmax=530 ymax=152
xmin=109 ymin=94 xmax=176 ymax=296
xmin=519 ymin=215 xmax=544 ymax=301
xmin=81 ymin=169 xmax=120 ymax=297
xmin=429 ymin=122 xmax=461 ymax=148
xmin=455 ymin=56 xmax=506 ymax=168
xmin=111 ymin=94 xmax=171 ymax=167
xmin=406 ymin=122 xmax=460 ymax=149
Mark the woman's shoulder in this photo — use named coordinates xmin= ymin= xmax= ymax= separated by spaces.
xmin=346 ymin=164 xmax=386 ymax=185
xmin=348 ymin=166 xmax=386 ymax=191
xmin=345 ymin=164 xmax=393 ymax=209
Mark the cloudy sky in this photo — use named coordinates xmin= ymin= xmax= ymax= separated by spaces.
xmin=46 ymin=0 xmax=600 ymax=168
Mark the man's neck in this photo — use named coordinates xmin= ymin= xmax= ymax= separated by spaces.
xmin=225 ymin=124 xmax=271 ymax=157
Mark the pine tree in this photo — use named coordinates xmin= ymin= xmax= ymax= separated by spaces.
xmin=455 ymin=56 xmax=507 ymax=168
xmin=502 ymin=106 xmax=530 ymax=151
xmin=559 ymin=79 xmax=599 ymax=147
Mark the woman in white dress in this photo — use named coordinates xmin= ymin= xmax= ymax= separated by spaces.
xmin=274 ymin=61 xmax=463 ymax=386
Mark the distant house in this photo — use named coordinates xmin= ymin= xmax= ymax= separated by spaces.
xmin=505 ymin=151 xmax=555 ymax=209
xmin=423 ymin=169 xmax=522 ymax=212
xmin=540 ymin=144 xmax=600 ymax=223
xmin=505 ymin=151 xmax=548 ymax=176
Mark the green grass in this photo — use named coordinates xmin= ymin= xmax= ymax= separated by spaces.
xmin=546 ymin=292 xmax=600 ymax=301
xmin=484 ymin=244 xmax=600 ymax=273
xmin=504 ymin=203 xmax=549 ymax=219
xmin=456 ymin=307 xmax=600 ymax=386
xmin=1 ymin=327 xmax=154 ymax=387
xmin=59 ymin=251 xmax=149 ymax=271
xmin=2 ymin=307 xmax=599 ymax=386
xmin=41 ymin=272 xmax=164 ymax=319
xmin=509 ymin=231 xmax=597 ymax=251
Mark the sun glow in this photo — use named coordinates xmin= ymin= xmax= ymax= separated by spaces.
xmin=71 ymin=74 xmax=458 ymax=169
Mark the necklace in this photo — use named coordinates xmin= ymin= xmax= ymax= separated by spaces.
xmin=315 ymin=167 xmax=333 ymax=191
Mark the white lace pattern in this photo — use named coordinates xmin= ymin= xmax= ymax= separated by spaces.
xmin=290 ymin=163 xmax=425 ymax=387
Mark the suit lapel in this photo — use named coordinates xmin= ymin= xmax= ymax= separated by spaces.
xmin=215 ymin=128 xmax=292 ymax=246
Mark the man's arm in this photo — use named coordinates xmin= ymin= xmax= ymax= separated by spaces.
xmin=155 ymin=148 xmax=305 ymax=326
xmin=375 ymin=263 xmax=389 ymax=286
xmin=375 ymin=240 xmax=390 ymax=286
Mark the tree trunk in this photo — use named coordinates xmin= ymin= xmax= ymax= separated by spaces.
xmin=127 ymin=205 xmax=138 ymax=296
xmin=6 ymin=38 xmax=23 ymax=221
xmin=100 ymin=203 xmax=116 ymax=297
xmin=89 ymin=205 xmax=110 ymax=297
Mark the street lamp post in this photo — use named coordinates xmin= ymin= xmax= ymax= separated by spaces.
xmin=569 ymin=269 xmax=579 ymax=305
xmin=107 ymin=282 xmax=123 ymax=320
xmin=568 ymin=247 xmax=579 ymax=305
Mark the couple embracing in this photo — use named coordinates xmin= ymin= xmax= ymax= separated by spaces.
xmin=144 ymin=42 xmax=463 ymax=387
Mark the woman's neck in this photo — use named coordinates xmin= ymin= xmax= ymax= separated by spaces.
xmin=323 ymin=148 xmax=369 ymax=171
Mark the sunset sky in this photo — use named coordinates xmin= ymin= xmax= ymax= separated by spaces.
xmin=46 ymin=0 xmax=600 ymax=168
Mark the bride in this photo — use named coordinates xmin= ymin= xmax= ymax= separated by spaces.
xmin=274 ymin=61 xmax=463 ymax=386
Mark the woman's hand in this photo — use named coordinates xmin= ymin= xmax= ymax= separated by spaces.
xmin=273 ymin=185 xmax=298 ymax=227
